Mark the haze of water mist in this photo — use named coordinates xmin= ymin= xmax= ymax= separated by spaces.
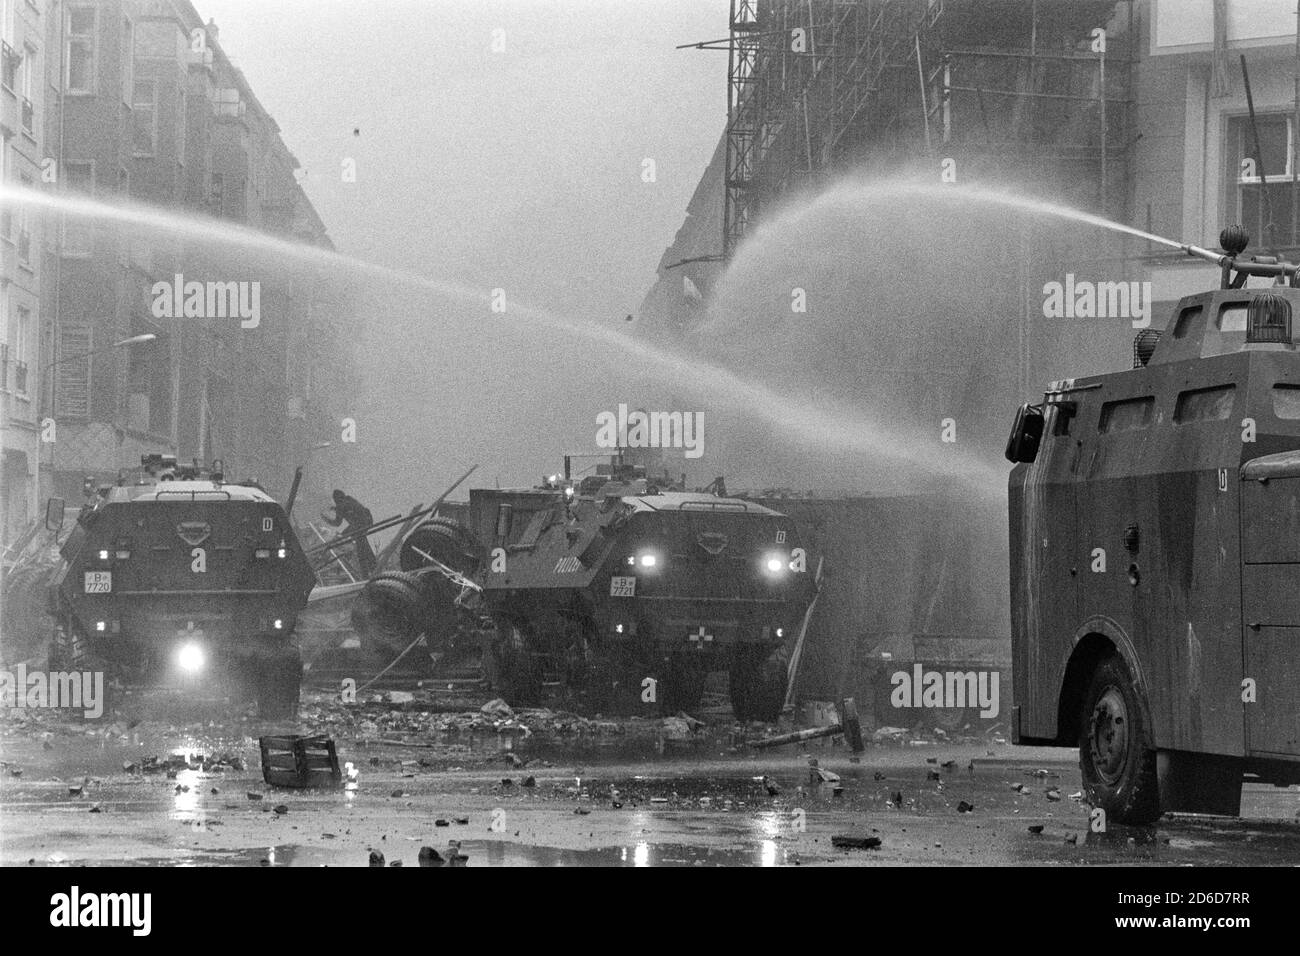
xmin=692 ymin=173 xmax=1165 ymax=496
xmin=6 ymin=184 xmax=1015 ymax=519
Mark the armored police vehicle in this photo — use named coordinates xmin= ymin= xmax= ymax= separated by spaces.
xmin=457 ymin=458 xmax=817 ymax=717
xmin=1007 ymin=226 xmax=1300 ymax=823
xmin=45 ymin=455 xmax=315 ymax=717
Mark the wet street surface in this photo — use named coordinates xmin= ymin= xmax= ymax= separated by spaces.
xmin=3 ymin=689 xmax=1299 ymax=867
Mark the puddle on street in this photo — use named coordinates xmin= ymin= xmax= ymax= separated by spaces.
xmin=33 ymin=840 xmax=796 ymax=867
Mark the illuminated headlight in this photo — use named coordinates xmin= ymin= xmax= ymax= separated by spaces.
xmin=614 ymin=623 xmax=625 ymax=634
xmin=638 ymin=553 xmax=658 ymax=568
xmin=273 ymin=619 xmax=283 ymax=630
xmin=95 ymin=621 xmax=106 ymax=633
xmin=276 ymin=547 xmax=287 ymax=559
xmin=764 ymin=555 xmax=786 ymax=574
xmin=98 ymin=550 xmax=110 ymax=561
xmin=776 ymin=627 xmax=785 ymax=638
xmin=177 ymin=642 xmax=205 ymax=673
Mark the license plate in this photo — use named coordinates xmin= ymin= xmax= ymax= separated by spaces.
xmin=609 ymin=576 xmax=636 ymax=598
xmin=83 ymin=571 xmax=112 ymax=594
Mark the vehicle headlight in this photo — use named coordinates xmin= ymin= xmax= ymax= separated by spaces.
xmin=177 ymin=642 xmax=205 ymax=673
xmin=639 ymin=552 xmax=658 ymax=568
xmin=763 ymin=553 xmax=787 ymax=574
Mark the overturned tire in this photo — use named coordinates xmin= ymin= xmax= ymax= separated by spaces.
xmin=400 ymin=518 xmax=481 ymax=575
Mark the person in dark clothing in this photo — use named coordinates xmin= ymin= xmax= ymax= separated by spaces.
xmin=323 ymin=489 xmax=376 ymax=577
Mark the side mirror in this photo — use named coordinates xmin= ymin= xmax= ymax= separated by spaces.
xmin=45 ymin=497 xmax=66 ymax=533
xmin=1004 ymin=404 xmax=1045 ymax=464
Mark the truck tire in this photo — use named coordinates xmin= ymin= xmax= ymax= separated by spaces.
xmin=729 ymin=644 xmax=788 ymax=723
xmin=257 ymin=647 xmax=302 ymax=719
xmin=489 ymin=625 xmax=542 ymax=707
xmin=660 ymin=655 xmax=707 ymax=715
xmin=1079 ymin=654 xmax=1160 ymax=825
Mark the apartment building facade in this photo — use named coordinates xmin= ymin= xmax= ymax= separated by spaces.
xmin=23 ymin=0 xmax=353 ymax=535
xmin=0 ymin=0 xmax=45 ymax=550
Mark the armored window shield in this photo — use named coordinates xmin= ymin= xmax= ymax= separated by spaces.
xmin=1051 ymin=401 xmax=1077 ymax=436
xmin=1174 ymin=385 xmax=1236 ymax=423
xmin=1271 ymin=384 xmax=1300 ymax=419
xmin=495 ymin=503 xmax=513 ymax=540
xmin=1099 ymin=396 xmax=1155 ymax=433
xmin=1004 ymin=403 xmax=1044 ymax=463
xmin=1218 ymin=305 xmax=1248 ymax=333
xmin=1172 ymin=305 xmax=1203 ymax=338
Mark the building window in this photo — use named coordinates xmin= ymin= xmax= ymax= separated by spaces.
xmin=56 ymin=326 xmax=91 ymax=419
xmin=131 ymin=77 xmax=156 ymax=155
xmin=18 ymin=43 xmax=33 ymax=134
xmin=13 ymin=305 xmax=29 ymax=395
xmin=0 ymin=39 xmax=18 ymax=90
xmin=65 ymin=5 xmax=96 ymax=94
xmin=1230 ymin=113 xmax=1298 ymax=248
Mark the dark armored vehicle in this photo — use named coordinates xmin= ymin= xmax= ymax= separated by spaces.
xmin=447 ymin=459 xmax=818 ymax=718
xmin=45 ymin=456 xmax=315 ymax=716
xmin=1006 ymin=227 xmax=1300 ymax=823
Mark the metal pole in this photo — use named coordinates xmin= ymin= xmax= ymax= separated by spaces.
xmin=1242 ymin=54 xmax=1279 ymax=254
xmin=1100 ymin=37 xmax=1107 ymax=213
xmin=916 ymin=33 xmax=931 ymax=152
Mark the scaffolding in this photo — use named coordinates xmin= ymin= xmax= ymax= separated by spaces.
xmin=708 ymin=0 xmax=1136 ymax=260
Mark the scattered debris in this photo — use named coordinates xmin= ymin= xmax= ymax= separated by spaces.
xmin=260 ymin=735 xmax=342 ymax=789
xmin=418 ymin=846 xmax=445 ymax=867
xmin=957 ymin=800 xmax=975 ymax=813
xmin=832 ymin=835 xmax=881 ymax=850
xmin=480 ymin=698 xmax=514 ymax=718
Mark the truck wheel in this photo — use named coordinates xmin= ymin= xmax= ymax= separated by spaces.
xmin=490 ymin=625 xmax=542 ymax=707
xmin=660 ymin=655 xmax=707 ymax=715
xmin=257 ymin=648 xmax=302 ymax=720
xmin=729 ymin=645 xmax=788 ymax=723
xmin=1079 ymin=654 xmax=1160 ymax=825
